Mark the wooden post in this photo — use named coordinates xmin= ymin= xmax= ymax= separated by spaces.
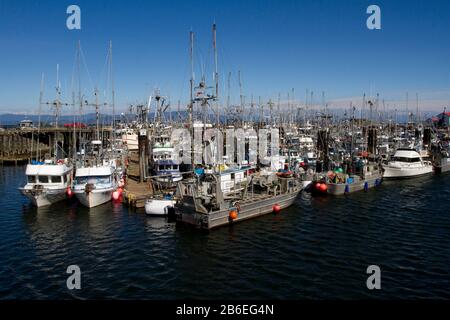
xmin=138 ymin=128 xmax=148 ymax=183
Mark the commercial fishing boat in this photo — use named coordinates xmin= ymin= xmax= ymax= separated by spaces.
xmin=382 ymin=148 xmax=433 ymax=179
xmin=19 ymin=159 xmax=73 ymax=207
xmin=174 ymin=167 xmax=302 ymax=230
xmin=324 ymin=162 xmax=383 ymax=195
xmin=152 ymin=134 xmax=183 ymax=186
xmin=121 ymin=128 xmax=138 ymax=151
xmin=72 ymin=140 xmax=120 ymax=208
xmin=19 ymin=66 xmax=74 ymax=207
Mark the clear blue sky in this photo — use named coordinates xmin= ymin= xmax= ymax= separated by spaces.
xmin=1 ymin=0 xmax=450 ymax=113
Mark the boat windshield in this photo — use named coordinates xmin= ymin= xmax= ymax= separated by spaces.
xmin=75 ymin=175 xmax=111 ymax=185
xmin=393 ymin=157 xmax=421 ymax=163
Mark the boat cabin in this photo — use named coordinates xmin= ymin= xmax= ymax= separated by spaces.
xmin=391 ymin=149 xmax=422 ymax=163
xmin=25 ymin=162 xmax=72 ymax=186
xmin=19 ymin=120 xmax=33 ymax=130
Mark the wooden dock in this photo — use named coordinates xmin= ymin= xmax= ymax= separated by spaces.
xmin=122 ymin=151 xmax=153 ymax=209
xmin=0 ymin=127 xmax=113 ymax=164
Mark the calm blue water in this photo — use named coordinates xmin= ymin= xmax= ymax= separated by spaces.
xmin=0 ymin=165 xmax=449 ymax=299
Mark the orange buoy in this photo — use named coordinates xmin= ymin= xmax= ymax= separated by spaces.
xmin=273 ymin=204 xmax=281 ymax=213
xmin=319 ymin=183 xmax=328 ymax=192
xmin=229 ymin=210 xmax=238 ymax=220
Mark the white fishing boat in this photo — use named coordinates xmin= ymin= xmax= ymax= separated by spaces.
xmin=72 ymin=161 xmax=118 ymax=208
xmin=19 ymin=66 xmax=73 ymax=207
xmin=122 ymin=128 xmax=138 ymax=151
xmin=382 ymin=148 xmax=433 ymax=179
xmin=19 ymin=160 xmax=73 ymax=207
xmin=145 ymin=197 xmax=176 ymax=216
xmin=304 ymin=151 xmax=317 ymax=167
xmin=153 ymin=134 xmax=183 ymax=186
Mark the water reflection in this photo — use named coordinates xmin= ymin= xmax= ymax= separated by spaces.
xmin=1 ymin=165 xmax=450 ymax=299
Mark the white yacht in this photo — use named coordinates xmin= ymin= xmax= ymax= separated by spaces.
xmin=72 ymin=160 xmax=118 ymax=208
xmin=19 ymin=159 xmax=73 ymax=207
xmin=382 ymin=148 xmax=433 ymax=179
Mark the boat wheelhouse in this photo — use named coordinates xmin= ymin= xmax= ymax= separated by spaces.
xmin=382 ymin=148 xmax=433 ymax=179
xmin=72 ymin=161 xmax=118 ymax=208
xmin=152 ymin=134 xmax=182 ymax=185
xmin=19 ymin=160 xmax=73 ymax=207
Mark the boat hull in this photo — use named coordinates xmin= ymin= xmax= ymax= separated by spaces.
xmin=327 ymin=175 xmax=382 ymax=195
xmin=382 ymin=165 xmax=433 ymax=179
xmin=145 ymin=199 xmax=176 ymax=216
xmin=20 ymin=188 xmax=67 ymax=207
xmin=74 ymin=188 xmax=114 ymax=208
xmin=434 ymin=158 xmax=450 ymax=174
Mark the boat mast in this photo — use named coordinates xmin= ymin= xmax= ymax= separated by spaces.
xmin=109 ymin=40 xmax=116 ymax=155
xmin=213 ymin=23 xmax=219 ymax=100
xmin=189 ymin=30 xmax=194 ymax=132
xmin=416 ymin=93 xmax=419 ymax=123
xmin=226 ymin=71 xmax=231 ymax=125
xmin=36 ymin=73 xmax=44 ymax=161
xmin=54 ymin=64 xmax=61 ymax=159
xmin=45 ymin=64 xmax=69 ymax=160
xmin=238 ymin=70 xmax=244 ymax=126
xmin=95 ymin=88 xmax=100 ymax=141
xmin=76 ymin=41 xmax=83 ymax=160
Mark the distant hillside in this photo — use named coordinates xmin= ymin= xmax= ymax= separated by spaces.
xmin=0 ymin=111 xmax=191 ymax=127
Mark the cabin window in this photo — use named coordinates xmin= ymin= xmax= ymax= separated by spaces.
xmin=75 ymin=177 xmax=88 ymax=185
xmin=38 ymin=176 xmax=49 ymax=183
xmin=393 ymin=157 xmax=420 ymax=163
xmin=51 ymin=176 xmax=62 ymax=183
xmin=94 ymin=176 xmax=110 ymax=184
xmin=173 ymin=165 xmax=178 ymax=170
xmin=27 ymin=176 xmax=35 ymax=183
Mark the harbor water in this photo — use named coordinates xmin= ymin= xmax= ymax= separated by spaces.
xmin=0 ymin=165 xmax=449 ymax=299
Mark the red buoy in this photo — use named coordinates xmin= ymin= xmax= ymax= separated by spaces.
xmin=66 ymin=187 xmax=73 ymax=198
xmin=315 ymin=182 xmax=321 ymax=190
xmin=112 ymin=191 xmax=120 ymax=201
xmin=273 ymin=204 xmax=281 ymax=213
xmin=319 ymin=183 xmax=328 ymax=192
